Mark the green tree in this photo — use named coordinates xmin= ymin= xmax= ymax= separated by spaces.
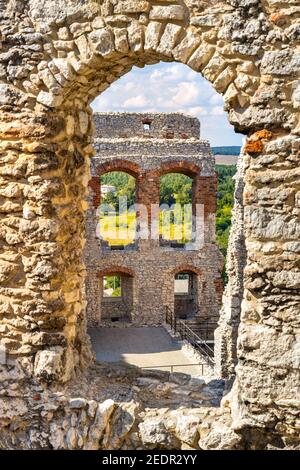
xmin=101 ymin=172 xmax=136 ymax=212
xmin=160 ymin=173 xmax=192 ymax=206
xmin=118 ymin=176 xmax=136 ymax=208
xmin=216 ymin=165 xmax=237 ymax=283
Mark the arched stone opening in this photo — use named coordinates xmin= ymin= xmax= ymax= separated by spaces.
xmin=159 ymin=171 xmax=194 ymax=248
xmin=171 ymin=264 xmax=219 ymax=321
xmin=96 ymin=160 xmax=141 ymax=179
xmin=86 ymin=264 xmax=136 ymax=327
xmin=174 ymin=268 xmax=199 ymax=320
xmin=0 ymin=0 xmax=299 ymax=449
xmin=159 ymin=162 xmax=200 ymax=178
xmin=98 ymin=267 xmax=134 ymax=324
xmin=89 ymin=160 xmax=141 ymax=204
xmin=158 ymin=162 xmax=214 ymax=249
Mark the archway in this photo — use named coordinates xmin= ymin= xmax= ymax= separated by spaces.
xmin=99 ymin=170 xmax=137 ymax=250
xmin=158 ymin=164 xmax=200 ymax=249
xmin=174 ymin=270 xmax=198 ymax=319
xmin=0 ymin=0 xmax=299 ymax=448
xmin=98 ymin=268 xmax=134 ymax=324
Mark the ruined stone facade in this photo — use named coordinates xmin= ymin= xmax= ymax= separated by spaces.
xmin=85 ymin=112 xmax=223 ymax=326
xmin=0 ymin=0 xmax=299 ymax=450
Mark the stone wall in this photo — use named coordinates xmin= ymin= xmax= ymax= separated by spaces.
xmin=94 ymin=112 xmax=200 ymax=140
xmin=214 ymin=150 xmax=247 ymax=378
xmin=85 ymin=113 xmax=223 ymax=326
xmin=0 ymin=362 xmax=235 ymax=450
xmin=0 ymin=0 xmax=299 ymax=450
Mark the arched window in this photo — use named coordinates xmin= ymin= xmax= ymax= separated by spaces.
xmin=99 ymin=171 xmax=137 ymax=250
xmin=99 ymin=269 xmax=134 ymax=323
xmin=174 ymin=270 xmax=198 ymax=320
xmin=159 ymin=172 xmax=193 ymax=248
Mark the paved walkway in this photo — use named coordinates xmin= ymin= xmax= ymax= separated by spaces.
xmin=88 ymin=326 xmax=202 ymax=375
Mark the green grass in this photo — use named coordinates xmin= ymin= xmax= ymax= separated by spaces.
xmin=100 ymin=210 xmax=193 ymax=245
xmin=100 ymin=212 xmax=136 ymax=245
xmin=160 ymin=209 xmax=192 ymax=243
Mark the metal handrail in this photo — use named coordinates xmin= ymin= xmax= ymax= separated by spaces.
xmin=178 ymin=323 xmax=215 ymax=367
xmin=165 ymin=306 xmax=215 ymax=367
xmin=185 ymin=307 xmax=219 ymax=342
xmin=141 ymin=363 xmax=211 ymax=375
xmin=179 ymin=321 xmax=215 ymax=356
xmin=185 ymin=321 xmax=218 ymax=342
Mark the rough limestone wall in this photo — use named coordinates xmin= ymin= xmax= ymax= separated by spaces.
xmin=93 ymin=112 xmax=201 ymax=139
xmin=215 ymin=150 xmax=247 ymax=378
xmin=0 ymin=0 xmax=299 ymax=449
xmin=0 ymin=362 xmax=239 ymax=450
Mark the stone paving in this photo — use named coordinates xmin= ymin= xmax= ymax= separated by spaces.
xmin=89 ymin=326 xmax=204 ymax=376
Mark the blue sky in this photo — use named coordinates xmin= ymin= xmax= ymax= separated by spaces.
xmin=92 ymin=62 xmax=243 ymax=147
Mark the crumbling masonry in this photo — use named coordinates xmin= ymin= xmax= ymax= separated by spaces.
xmin=85 ymin=112 xmax=223 ymax=326
xmin=0 ymin=0 xmax=299 ymax=450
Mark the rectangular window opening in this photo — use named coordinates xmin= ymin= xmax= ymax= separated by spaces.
xmin=103 ymin=275 xmax=122 ymax=298
xmin=143 ymin=122 xmax=151 ymax=131
xmin=174 ymin=273 xmax=190 ymax=296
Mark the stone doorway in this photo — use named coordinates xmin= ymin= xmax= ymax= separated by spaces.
xmin=174 ymin=271 xmax=198 ymax=320
xmin=96 ymin=269 xmax=134 ymax=325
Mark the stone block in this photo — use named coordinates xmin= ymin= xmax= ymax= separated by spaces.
xmin=157 ymin=23 xmax=182 ymax=56
xmin=144 ymin=21 xmax=163 ymax=51
xmin=114 ymin=1 xmax=150 ymax=14
xmin=149 ymin=5 xmax=186 ymax=21
xmin=261 ymin=50 xmax=300 ymax=76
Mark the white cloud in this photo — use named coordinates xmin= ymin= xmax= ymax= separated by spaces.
xmin=150 ymin=64 xmax=190 ymax=83
xmin=172 ymin=82 xmax=199 ymax=106
xmin=91 ymin=62 xmax=243 ymax=146
xmin=93 ymin=95 xmax=110 ymax=110
xmin=210 ymin=106 xmax=224 ymax=116
xmin=209 ymin=93 xmax=223 ymax=105
xmin=123 ymin=95 xmax=149 ymax=108
xmin=182 ymin=106 xmax=208 ymax=116
xmin=123 ymin=81 xmax=136 ymax=92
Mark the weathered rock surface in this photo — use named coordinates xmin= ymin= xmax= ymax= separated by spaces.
xmin=0 ymin=0 xmax=299 ymax=450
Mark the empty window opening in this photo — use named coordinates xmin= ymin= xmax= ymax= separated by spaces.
xmin=143 ymin=121 xmax=151 ymax=131
xmin=174 ymin=273 xmax=190 ymax=295
xmin=159 ymin=173 xmax=193 ymax=246
xmin=100 ymin=272 xmax=134 ymax=323
xmin=103 ymin=275 xmax=122 ymax=298
xmin=100 ymin=171 xmax=137 ymax=249
xmin=174 ymin=272 xmax=198 ymax=320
